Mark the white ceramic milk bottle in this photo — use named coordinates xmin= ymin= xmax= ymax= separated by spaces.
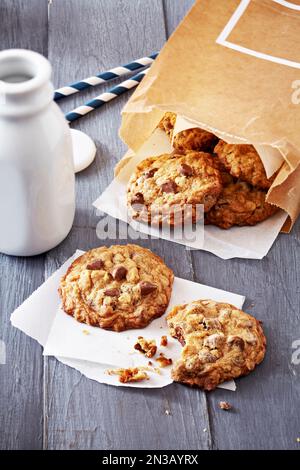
xmin=0 ymin=49 xmax=75 ymax=256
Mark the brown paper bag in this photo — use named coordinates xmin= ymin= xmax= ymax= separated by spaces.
xmin=120 ymin=0 xmax=300 ymax=232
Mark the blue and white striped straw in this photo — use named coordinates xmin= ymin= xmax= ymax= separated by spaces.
xmin=65 ymin=69 xmax=148 ymax=123
xmin=55 ymin=53 xmax=158 ymax=101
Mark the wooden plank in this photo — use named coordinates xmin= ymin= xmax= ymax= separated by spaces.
xmin=0 ymin=0 xmax=48 ymax=450
xmin=43 ymin=227 xmax=211 ymax=449
xmin=163 ymin=0 xmax=195 ymax=36
xmin=164 ymin=0 xmax=300 ymax=449
xmin=48 ymin=0 xmax=167 ymax=230
xmin=0 ymin=0 xmax=48 ymax=54
xmin=0 ymin=254 xmax=45 ymax=449
xmin=191 ymin=221 xmax=300 ymax=449
xmin=3 ymin=0 xmax=298 ymax=451
xmin=45 ymin=0 xmax=210 ymax=451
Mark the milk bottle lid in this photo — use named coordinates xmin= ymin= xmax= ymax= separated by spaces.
xmin=71 ymin=129 xmax=96 ymax=173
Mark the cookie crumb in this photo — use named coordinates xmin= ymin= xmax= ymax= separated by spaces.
xmin=156 ymin=353 xmax=172 ymax=367
xmin=148 ymin=361 xmax=153 ymax=366
xmin=82 ymin=329 xmax=90 ymax=335
xmin=160 ymin=335 xmax=168 ymax=347
xmin=134 ymin=336 xmax=157 ymax=358
xmin=106 ymin=367 xmax=149 ymax=383
xmin=219 ymin=401 xmax=232 ymax=411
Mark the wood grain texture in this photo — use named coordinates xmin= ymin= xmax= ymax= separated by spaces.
xmin=164 ymin=0 xmax=300 ymax=450
xmin=0 ymin=0 xmax=48 ymax=450
xmin=0 ymin=255 xmax=45 ymax=450
xmin=191 ymin=222 xmax=300 ymax=450
xmin=0 ymin=0 xmax=48 ymax=54
xmin=1 ymin=0 xmax=299 ymax=451
xmin=45 ymin=0 xmax=210 ymax=450
xmin=163 ymin=0 xmax=195 ymax=36
xmin=48 ymin=0 xmax=167 ymax=230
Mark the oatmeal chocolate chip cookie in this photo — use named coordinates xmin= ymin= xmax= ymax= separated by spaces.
xmin=59 ymin=244 xmax=174 ymax=332
xmin=167 ymin=299 xmax=266 ymax=391
xmin=211 ymin=154 xmax=234 ymax=186
xmin=158 ymin=112 xmax=177 ymax=140
xmin=214 ymin=140 xmax=275 ymax=189
xmin=127 ymin=151 xmax=223 ymax=226
xmin=158 ymin=112 xmax=218 ymax=153
xmin=205 ymin=181 xmax=278 ymax=229
xmin=173 ymin=128 xmax=218 ymax=153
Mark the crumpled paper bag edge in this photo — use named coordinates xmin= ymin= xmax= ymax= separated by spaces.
xmin=118 ymin=0 xmax=300 ymax=231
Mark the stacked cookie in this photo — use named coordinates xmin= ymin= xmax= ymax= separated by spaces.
xmin=127 ymin=112 xmax=278 ymax=229
xmin=127 ymin=151 xmax=222 ymax=225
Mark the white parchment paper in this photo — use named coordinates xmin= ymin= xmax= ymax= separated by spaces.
xmin=93 ymin=129 xmax=287 ymax=260
xmin=11 ymin=250 xmax=245 ymax=389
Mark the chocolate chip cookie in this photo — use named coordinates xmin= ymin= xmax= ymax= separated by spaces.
xmin=205 ymin=181 xmax=278 ymax=229
xmin=167 ymin=299 xmax=266 ymax=391
xmin=158 ymin=112 xmax=176 ymax=140
xmin=173 ymin=128 xmax=218 ymax=153
xmin=211 ymin=154 xmax=234 ymax=186
xmin=127 ymin=151 xmax=223 ymax=226
xmin=158 ymin=112 xmax=218 ymax=153
xmin=59 ymin=244 xmax=174 ymax=332
xmin=214 ymin=140 xmax=275 ymax=189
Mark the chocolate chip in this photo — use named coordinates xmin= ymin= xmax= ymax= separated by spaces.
xmin=86 ymin=260 xmax=104 ymax=270
xmin=145 ymin=168 xmax=157 ymax=178
xmin=112 ymin=265 xmax=127 ymax=281
xmin=198 ymin=351 xmax=218 ymax=363
xmin=175 ymin=326 xmax=186 ymax=346
xmin=179 ymin=163 xmax=193 ymax=177
xmin=131 ymin=192 xmax=144 ymax=205
xmin=227 ymin=336 xmax=245 ymax=350
xmin=139 ymin=281 xmax=157 ymax=296
xmin=104 ymin=288 xmax=120 ymax=297
xmin=160 ymin=180 xmax=178 ymax=193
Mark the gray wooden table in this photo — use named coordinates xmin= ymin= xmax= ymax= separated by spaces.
xmin=0 ymin=0 xmax=299 ymax=451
